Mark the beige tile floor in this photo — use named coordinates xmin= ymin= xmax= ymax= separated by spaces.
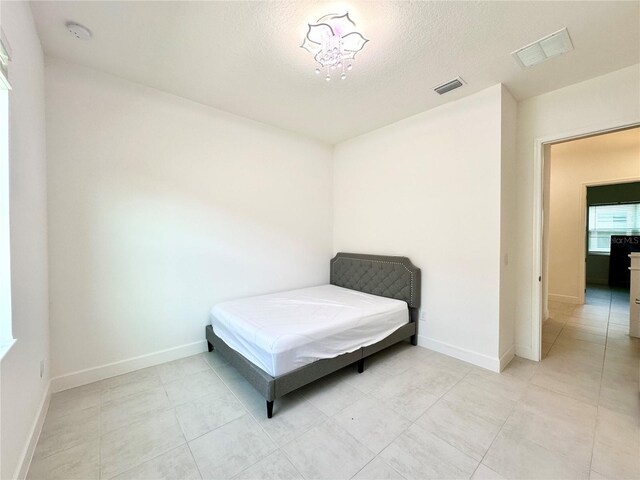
xmin=27 ymin=286 xmax=639 ymax=480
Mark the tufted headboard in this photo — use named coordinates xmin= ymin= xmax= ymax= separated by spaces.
xmin=330 ymin=252 xmax=421 ymax=310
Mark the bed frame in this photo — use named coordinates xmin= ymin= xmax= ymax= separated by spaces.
xmin=205 ymin=252 xmax=421 ymax=418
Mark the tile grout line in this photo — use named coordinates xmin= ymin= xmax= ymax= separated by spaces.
xmin=39 ymin=355 xmax=294 ymax=480
xmin=465 ymin=365 xmax=529 ymax=479
xmin=278 ymin=445 xmax=314 ymax=480
xmin=109 ymin=444 xmax=191 ymax=480
xmin=347 ymin=453 xmax=407 ymax=480
xmin=185 ymin=441 xmax=205 ymax=480
xmin=514 ymin=287 xmax=612 ymax=478
xmin=101 ymin=366 xmax=184 ymax=479
xmin=341 ymin=357 xmax=474 ymax=480
xmin=27 ymin=387 xmax=107 ymax=480
xmin=274 ymin=446 xmax=307 ymax=480
xmin=263 ymin=353 xmax=468 ymax=480
xmin=106 ymin=357 xmax=254 ymax=479
xmin=171 ymin=379 xmax=248 ymax=444
xmin=100 ymin=359 xmax=215 ymax=479
xmin=342 ymin=394 xmax=410 ymax=479
xmin=27 ymin=352 xmax=456 ymax=479
xmin=283 ymin=372 xmax=379 ymax=479
xmin=390 ymin=364 xmax=479 ymax=474
xmin=469 ymin=397 xmax=519 ymax=479
xmin=544 ymin=306 xmax=568 ymax=358
xmin=26 ymin=403 xmax=102 ymax=464
xmin=347 ymin=457 xmax=376 ymax=480
xmin=99 ymin=389 xmax=103 ymax=480
xmin=201 ymin=353 xmax=282 ymax=479
xmin=309 ymin=361 xmax=418 ymax=480
xmin=38 ymin=333 xmax=634 ymax=480
xmin=164 ymin=366 xmax=206 ymax=480
xmin=586 ymin=286 xmax=613 ymax=477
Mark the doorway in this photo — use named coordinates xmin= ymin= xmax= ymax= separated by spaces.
xmin=538 ymin=126 xmax=640 ymax=359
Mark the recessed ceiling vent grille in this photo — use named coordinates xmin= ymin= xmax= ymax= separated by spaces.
xmin=434 ymin=77 xmax=464 ymax=95
xmin=512 ymin=28 xmax=573 ymax=68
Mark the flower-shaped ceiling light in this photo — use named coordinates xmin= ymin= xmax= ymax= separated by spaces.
xmin=301 ymin=12 xmax=368 ymax=81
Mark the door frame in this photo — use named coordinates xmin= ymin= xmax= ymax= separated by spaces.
xmin=531 ymin=120 xmax=640 ymax=361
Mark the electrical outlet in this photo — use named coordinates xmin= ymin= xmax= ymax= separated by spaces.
xmin=40 ymin=360 xmax=44 ymax=378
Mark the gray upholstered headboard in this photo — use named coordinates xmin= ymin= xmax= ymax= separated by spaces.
xmin=330 ymin=252 xmax=421 ymax=309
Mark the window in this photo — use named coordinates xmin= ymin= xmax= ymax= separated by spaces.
xmin=588 ymin=203 xmax=640 ymax=254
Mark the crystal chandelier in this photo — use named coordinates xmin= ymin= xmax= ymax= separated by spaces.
xmin=300 ymin=12 xmax=369 ymax=81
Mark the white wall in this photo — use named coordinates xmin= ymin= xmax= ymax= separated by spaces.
xmin=515 ymin=64 xmax=640 ymax=359
xmin=0 ymin=2 xmax=50 ymax=479
xmin=548 ymin=129 xmax=640 ymax=303
xmin=333 ymin=84 xmax=513 ymax=371
xmin=45 ymin=59 xmax=333 ymax=385
xmin=499 ymin=86 xmax=517 ymax=361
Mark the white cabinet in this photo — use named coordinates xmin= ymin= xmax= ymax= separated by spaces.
xmin=629 ymin=253 xmax=640 ymax=338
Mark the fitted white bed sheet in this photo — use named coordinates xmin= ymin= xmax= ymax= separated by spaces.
xmin=209 ymin=284 xmax=409 ymax=377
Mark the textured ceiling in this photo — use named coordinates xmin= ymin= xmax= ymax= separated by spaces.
xmin=30 ymin=1 xmax=640 ymax=144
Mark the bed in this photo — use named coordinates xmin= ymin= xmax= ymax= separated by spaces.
xmin=205 ymin=252 xmax=421 ymax=418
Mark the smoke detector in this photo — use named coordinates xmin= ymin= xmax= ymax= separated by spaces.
xmin=66 ymin=22 xmax=91 ymax=41
xmin=512 ymin=28 xmax=573 ymax=68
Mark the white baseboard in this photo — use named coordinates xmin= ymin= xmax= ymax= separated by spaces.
xmin=418 ymin=335 xmax=501 ymax=372
xmin=50 ymin=340 xmax=208 ymax=393
xmin=548 ymin=293 xmax=582 ymax=305
xmin=499 ymin=345 xmax=516 ymax=371
xmin=14 ymin=380 xmax=51 ymax=480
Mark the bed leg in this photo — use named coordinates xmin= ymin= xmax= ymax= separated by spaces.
xmin=266 ymin=400 xmax=274 ymax=419
xmin=357 ymin=358 xmax=365 ymax=374
xmin=207 ymin=341 xmax=214 ymax=352
xmin=410 ymin=334 xmax=418 ymax=346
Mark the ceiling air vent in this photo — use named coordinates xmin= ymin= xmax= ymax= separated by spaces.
xmin=512 ymin=27 xmax=573 ymax=68
xmin=434 ymin=77 xmax=465 ymax=95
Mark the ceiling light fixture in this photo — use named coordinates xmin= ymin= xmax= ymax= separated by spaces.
xmin=301 ymin=12 xmax=368 ymax=81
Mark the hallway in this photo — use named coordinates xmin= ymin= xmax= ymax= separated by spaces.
xmin=537 ymin=285 xmax=639 ymax=479
xmin=543 ymin=285 xmax=639 ymax=418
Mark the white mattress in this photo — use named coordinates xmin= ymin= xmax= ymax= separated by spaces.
xmin=209 ymin=284 xmax=409 ymax=377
